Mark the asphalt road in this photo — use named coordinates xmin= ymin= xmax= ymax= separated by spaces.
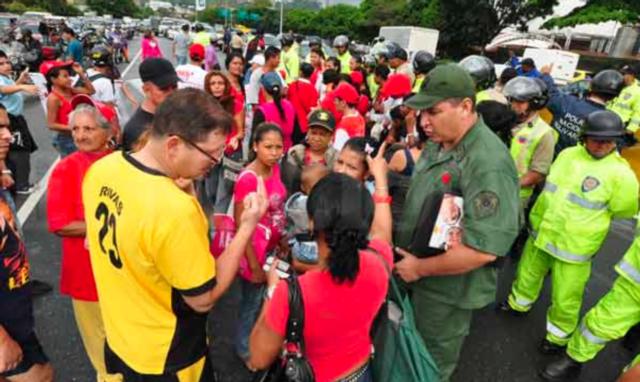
xmin=17 ymin=37 xmax=640 ymax=382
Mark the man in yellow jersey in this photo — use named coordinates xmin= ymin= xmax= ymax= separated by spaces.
xmin=83 ymin=88 xmax=267 ymax=381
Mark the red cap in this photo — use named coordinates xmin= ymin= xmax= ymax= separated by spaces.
xmin=71 ymin=94 xmax=117 ymax=123
xmin=380 ymin=73 xmax=412 ymax=99
xmin=189 ymin=44 xmax=205 ymax=60
xmin=350 ymin=71 xmax=364 ymax=87
xmin=333 ymin=82 xmax=359 ymax=106
xmin=39 ymin=59 xmax=73 ymax=77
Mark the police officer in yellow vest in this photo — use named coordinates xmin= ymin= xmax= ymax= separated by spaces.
xmin=499 ymin=110 xmax=639 ymax=356
xmin=280 ymin=34 xmax=299 ymax=84
xmin=541 ymin=224 xmax=640 ymax=380
xmin=609 ymin=63 xmax=640 ymax=133
xmin=503 ymin=76 xmax=557 ymax=207
xmin=333 ymin=35 xmax=352 ymax=75
xmin=412 ymin=50 xmax=436 ymax=93
xmin=459 ymin=55 xmax=507 ymax=105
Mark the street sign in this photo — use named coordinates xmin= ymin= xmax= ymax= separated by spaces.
xmin=195 ymin=0 xmax=206 ymax=11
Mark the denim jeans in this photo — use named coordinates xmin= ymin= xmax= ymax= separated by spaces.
xmin=52 ymin=133 xmax=77 ymax=158
xmin=234 ymin=278 xmax=265 ymax=360
xmin=176 ymin=55 xmax=188 ymax=66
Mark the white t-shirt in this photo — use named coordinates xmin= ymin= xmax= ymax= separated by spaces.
xmin=245 ymin=67 xmax=264 ymax=105
xmin=176 ymin=64 xmax=207 ymax=90
xmin=87 ymin=69 xmax=115 ymax=104
xmin=245 ymin=68 xmax=287 ymax=105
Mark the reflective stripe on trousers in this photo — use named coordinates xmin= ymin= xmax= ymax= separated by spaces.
xmin=618 ymin=260 xmax=640 ymax=284
xmin=578 ymin=321 xmax=607 ymax=345
xmin=547 ymin=321 xmax=569 ymax=339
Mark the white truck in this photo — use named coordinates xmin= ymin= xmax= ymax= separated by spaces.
xmin=379 ymin=26 xmax=439 ymax=56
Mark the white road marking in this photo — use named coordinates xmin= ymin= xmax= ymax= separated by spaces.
xmin=17 ymin=157 xmax=59 ymax=224
xmin=17 ymin=48 xmax=142 ymax=224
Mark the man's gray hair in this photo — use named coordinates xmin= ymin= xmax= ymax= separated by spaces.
xmin=68 ymin=104 xmax=110 ymax=130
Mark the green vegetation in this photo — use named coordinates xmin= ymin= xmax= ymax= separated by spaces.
xmin=544 ymin=0 xmax=640 ymax=28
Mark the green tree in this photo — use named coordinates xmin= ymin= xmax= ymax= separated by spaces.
xmin=428 ymin=0 xmax=557 ymax=58
xmin=543 ymin=0 xmax=640 ymax=28
xmin=87 ymin=0 xmax=141 ymax=18
xmin=359 ymin=0 xmax=408 ymax=38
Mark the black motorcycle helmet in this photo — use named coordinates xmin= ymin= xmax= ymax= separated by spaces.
xmin=503 ymin=77 xmax=548 ymax=110
xmin=280 ymin=33 xmax=294 ymax=47
xmin=387 ymin=42 xmax=407 ymax=61
xmin=590 ymin=69 xmax=625 ymax=99
xmin=91 ymin=46 xmax=111 ymax=67
xmin=413 ymin=50 xmax=435 ymax=74
xmin=581 ymin=110 xmax=626 ymax=139
xmin=308 ymin=36 xmax=321 ymax=48
xmin=459 ymin=55 xmax=496 ymax=91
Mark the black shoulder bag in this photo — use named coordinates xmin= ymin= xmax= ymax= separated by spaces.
xmin=255 ymin=275 xmax=315 ymax=382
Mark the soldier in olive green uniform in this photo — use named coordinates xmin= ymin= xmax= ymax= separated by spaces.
xmin=396 ymin=64 xmax=520 ymax=381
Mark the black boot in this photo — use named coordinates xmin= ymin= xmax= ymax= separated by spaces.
xmin=495 ymin=301 xmax=528 ymax=317
xmin=539 ymin=339 xmax=566 ymax=355
xmin=622 ymin=323 xmax=640 ymax=352
xmin=539 ymin=354 xmax=582 ymax=381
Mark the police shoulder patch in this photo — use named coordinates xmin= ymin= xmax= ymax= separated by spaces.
xmin=581 ymin=176 xmax=600 ymax=193
xmin=473 ymin=191 xmax=499 ymax=219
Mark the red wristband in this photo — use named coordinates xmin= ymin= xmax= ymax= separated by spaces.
xmin=373 ymin=194 xmax=392 ymax=204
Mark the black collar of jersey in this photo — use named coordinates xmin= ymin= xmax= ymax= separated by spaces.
xmin=123 ymin=151 xmax=167 ymax=177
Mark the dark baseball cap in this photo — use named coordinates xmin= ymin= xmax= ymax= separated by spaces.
xmin=139 ymin=58 xmax=179 ymax=88
xmin=405 ymin=64 xmax=476 ymax=110
xmin=307 ymin=109 xmax=335 ymax=132
xmin=620 ymin=64 xmax=639 ymax=76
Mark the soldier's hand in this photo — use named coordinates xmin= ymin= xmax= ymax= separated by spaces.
xmin=541 ymin=64 xmax=553 ymax=75
xmin=394 ymin=247 xmax=423 ymax=283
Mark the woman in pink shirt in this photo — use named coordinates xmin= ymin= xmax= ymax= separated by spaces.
xmin=141 ymin=30 xmax=162 ymax=60
xmin=233 ymin=123 xmax=287 ymax=365
xmin=249 ymin=148 xmax=393 ymax=382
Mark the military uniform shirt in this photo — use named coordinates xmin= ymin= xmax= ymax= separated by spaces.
xmin=397 ymin=118 xmax=520 ymax=309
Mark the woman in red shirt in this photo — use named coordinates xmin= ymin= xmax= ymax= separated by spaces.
xmin=205 ymin=71 xmax=245 ymax=156
xmin=248 ymin=152 xmax=393 ymax=382
xmin=225 ymin=52 xmax=246 ymax=106
xmin=43 ymin=61 xmax=95 ymax=157
xmin=46 ymin=96 xmax=115 ymax=381
xmin=332 ymin=82 xmax=365 ymax=151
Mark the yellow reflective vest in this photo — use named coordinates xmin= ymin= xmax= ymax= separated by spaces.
xmin=609 ymin=80 xmax=640 ymax=132
xmin=337 ymin=51 xmax=352 ymax=75
xmin=529 ymin=145 xmax=639 ymax=263
xmin=510 ymin=116 xmax=557 ymax=201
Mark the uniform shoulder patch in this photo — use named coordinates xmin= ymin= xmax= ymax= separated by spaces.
xmin=473 ymin=191 xmax=499 ymax=219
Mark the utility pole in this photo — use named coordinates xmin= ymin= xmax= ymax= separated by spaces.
xmin=279 ymin=0 xmax=283 ymax=35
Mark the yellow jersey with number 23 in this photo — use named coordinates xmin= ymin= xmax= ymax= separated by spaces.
xmin=82 ymin=151 xmax=216 ymax=375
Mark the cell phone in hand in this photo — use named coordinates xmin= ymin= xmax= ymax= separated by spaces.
xmin=263 ymin=256 xmax=291 ymax=278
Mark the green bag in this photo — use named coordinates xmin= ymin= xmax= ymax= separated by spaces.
xmin=370 ymin=252 xmax=440 ymax=382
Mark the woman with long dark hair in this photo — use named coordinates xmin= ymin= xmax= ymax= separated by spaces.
xmin=252 ymin=72 xmax=295 ymax=152
xmin=205 ymin=71 xmax=244 ymax=154
xmin=248 ymin=147 xmax=393 ymax=382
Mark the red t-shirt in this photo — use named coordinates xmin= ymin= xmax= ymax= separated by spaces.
xmin=287 ymin=79 xmax=319 ymax=133
xmin=225 ymin=89 xmax=245 ymax=154
xmin=266 ymin=239 xmax=392 ymax=382
xmin=337 ymin=113 xmax=366 ymax=138
xmin=320 ymin=90 xmax=343 ymax=125
xmin=47 ymin=150 xmax=112 ymax=301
